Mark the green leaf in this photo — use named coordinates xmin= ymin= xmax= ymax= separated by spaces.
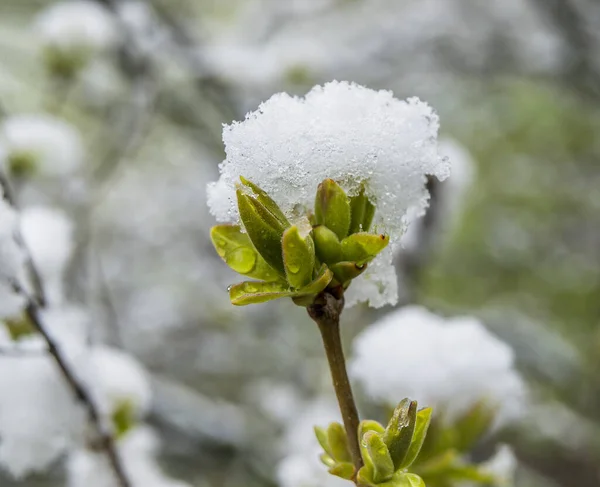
xmin=237 ymin=189 xmax=289 ymax=274
xmin=320 ymin=453 xmax=336 ymax=468
xmin=296 ymin=264 xmax=334 ymax=295
xmin=239 ymin=176 xmax=290 ymax=226
xmin=349 ymin=187 xmax=376 ymax=234
xmin=112 ymin=400 xmax=135 ymax=439
xmin=360 ymin=420 xmax=386 ymax=436
xmin=313 ymin=225 xmax=343 ymax=265
xmin=363 ymin=431 xmax=395 ymax=483
xmin=341 ymin=232 xmax=390 ymax=265
xmin=282 ymin=226 xmax=315 ymax=289
xmin=397 ymin=473 xmax=426 ymax=487
xmin=383 ymin=399 xmax=417 ymax=470
xmin=315 ymin=426 xmax=332 ymax=456
xmin=314 ymin=179 xmax=351 ymax=239
xmin=453 ymin=400 xmax=496 ymax=452
xmin=399 ymin=407 xmax=432 ymax=469
xmin=327 ymin=422 xmax=352 ymax=463
xmin=229 ymin=281 xmax=293 ymax=306
xmin=210 ymin=225 xmax=282 ymax=282
xmin=330 ymin=261 xmax=367 ymax=286
xmin=328 ymin=462 xmax=355 ymax=480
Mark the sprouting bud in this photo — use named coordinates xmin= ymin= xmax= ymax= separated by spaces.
xmin=312 ymin=225 xmax=343 ymax=265
xmin=315 ymin=423 xmax=355 ymax=481
xmin=349 ymin=187 xmax=376 ymax=234
xmin=329 ymin=261 xmax=366 ymax=288
xmin=314 ymin=179 xmax=351 ymax=240
xmin=236 ymin=188 xmax=289 ymax=274
xmin=282 ymin=225 xmax=315 ymax=289
xmin=341 ymin=233 xmax=390 ymax=265
xmin=383 ymin=399 xmax=417 ymax=470
xmin=362 ymin=431 xmax=395 ymax=483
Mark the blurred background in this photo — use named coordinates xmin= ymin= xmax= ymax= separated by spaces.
xmin=1 ymin=0 xmax=600 ymax=486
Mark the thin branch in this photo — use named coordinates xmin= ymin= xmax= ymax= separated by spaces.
xmin=23 ymin=299 xmax=131 ymax=487
xmin=308 ymin=291 xmax=364 ymax=481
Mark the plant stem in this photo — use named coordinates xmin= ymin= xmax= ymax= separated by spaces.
xmin=308 ymin=291 xmax=364 ymax=480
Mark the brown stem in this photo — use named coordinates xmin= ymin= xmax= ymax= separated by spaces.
xmin=308 ymin=291 xmax=364 ymax=480
xmin=25 ymin=301 xmax=131 ymax=487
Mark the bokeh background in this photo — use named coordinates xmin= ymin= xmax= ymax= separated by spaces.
xmin=1 ymin=0 xmax=600 ymax=486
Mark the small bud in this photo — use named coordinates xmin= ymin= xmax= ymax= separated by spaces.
xmin=282 ymin=226 xmax=315 ymax=289
xmin=328 ymin=462 xmax=355 ymax=480
xmin=112 ymin=400 xmax=136 ymax=439
xmin=312 ymin=225 xmax=343 ymax=265
xmin=7 ymin=151 xmax=37 ymax=178
xmin=349 ymin=187 xmax=376 ymax=234
xmin=399 ymin=407 xmax=432 ymax=469
xmin=397 ymin=473 xmax=426 ymax=487
xmin=237 ymin=189 xmax=289 ymax=274
xmin=383 ymin=399 xmax=417 ymax=470
xmin=341 ymin=232 xmax=390 ymax=265
xmin=362 ymin=431 xmax=395 ymax=483
xmin=210 ymin=225 xmax=282 ymax=282
xmin=329 ymin=261 xmax=367 ymax=287
xmin=314 ymin=179 xmax=351 ymax=239
xmin=327 ymin=422 xmax=352 ymax=463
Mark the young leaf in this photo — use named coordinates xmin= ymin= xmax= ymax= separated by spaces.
xmin=327 ymin=422 xmax=352 ymax=463
xmin=229 ymin=281 xmax=292 ymax=306
xmin=453 ymin=400 xmax=496 ymax=452
xmin=341 ymin=232 xmax=389 ymax=265
xmin=349 ymin=187 xmax=376 ymax=234
xmin=399 ymin=407 xmax=432 ymax=469
xmin=282 ymin=226 xmax=315 ymax=289
xmin=397 ymin=473 xmax=426 ymax=487
xmin=296 ymin=264 xmax=333 ymax=295
xmin=383 ymin=399 xmax=417 ymax=470
xmin=210 ymin=224 xmax=282 ymax=281
xmin=315 ymin=426 xmax=332 ymax=457
xmin=329 ymin=261 xmax=367 ymax=286
xmin=239 ymin=176 xmax=290 ymax=226
xmin=314 ymin=178 xmax=351 ymax=239
xmin=313 ymin=225 xmax=343 ymax=265
xmin=328 ymin=462 xmax=355 ymax=480
xmin=363 ymin=431 xmax=395 ymax=483
xmin=237 ymin=189 xmax=288 ymax=274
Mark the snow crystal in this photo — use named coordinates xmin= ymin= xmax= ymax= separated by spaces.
xmin=20 ymin=206 xmax=74 ymax=306
xmin=207 ymin=81 xmax=449 ymax=307
xmin=349 ymin=306 xmax=527 ymax=427
xmin=0 ymin=114 xmax=84 ymax=177
xmin=67 ymin=426 xmax=191 ymax=487
xmin=35 ymin=0 xmax=119 ymax=54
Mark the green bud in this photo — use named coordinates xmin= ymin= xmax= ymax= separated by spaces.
xmin=290 ymin=264 xmax=334 ymax=306
xmin=229 ymin=280 xmax=292 ymax=306
xmin=341 ymin=232 xmax=389 ymax=265
xmin=349 ymin=187 xmax=376 ymax=234
xmin=7 ymin=151 xmax=37 ymax=178
xmin=315 ymin=426 xmax=332 ymax=457
xmin=320 ymin=453 xmax=336 ymax=468
xmin=359 ymin=420 xmax=386 ymax=436
xmin=399 ymin=407 xmax=432 ymax=469
xmin=329 ymin=261 xmax=367 ymax=286
xmin=210 ymin=224 xmax=282 ymax=282
xmin=313 ymin=225 xmax=343 ymax=265
xmin=397 ymin=473 xmax=426 ymax=487
xmin=282 ymin=226 xmax=315 ymax=289
xmin=314 ymin=179 xmax=351 ymax=239
xmin=327 ymin=422 xmax=352 ymax=463
xmin=239 ymin=176 xmax=290 ymax=227
xmin=362 ymin=431 xmax=395 ymax=483
xmin=112 ymin=400 xmax=136 ymax=439
xmin=328 ymin=462 xmax=355 ymax=481
xmin=237 ymin=189 xmax=289 ymax=274
xmin=383 ymin=399 xmax=417 ymax=470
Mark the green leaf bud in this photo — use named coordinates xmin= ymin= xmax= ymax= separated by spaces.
xmin=329 ymin=261 xmax=367 ymax=286
xmin=282 ymin=225 xmax=315 ymax=289
xmin=239 ymin=176 xmax=290 ymax=227
xmin=314 ymin=178 xmax=351 ymax=239
xmin=210 ymin=224 xmax=282 ymax=282
xmin=383 ymin=399 xmax=417 ymax=470
xmin=229 ymin=280 xmax=292 ymax=306
xmin=341 ymin=232 xmax=389 ymax=265
xmin=399 ymin=407 xmax=432 ymax=469
xmin=312 ymin=224 xmax=343 ymax=265
xmin=362 ymin=431 xmax=395 ymax=483
xmin=236 ymin=189 xmax=289 ymax=274
xmin=327 ymin=422 xmax=352 ymax=463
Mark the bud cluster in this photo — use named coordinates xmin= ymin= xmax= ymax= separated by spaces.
xmin=315 ymin=399 xmax=431 ymax=487
xmin=210 ymin=176 xmax=389 ymax=306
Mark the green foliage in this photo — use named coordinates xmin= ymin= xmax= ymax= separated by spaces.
xmin=111 ymin=400 xmax=136 ymax=439
xmin=210 ymin=177 xmax=389 ymax=306
xmin=4 ymin=313 xmax=36 ymax=340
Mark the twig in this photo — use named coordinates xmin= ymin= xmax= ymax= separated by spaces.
xmin=308 ymin=291 xmax=364 ymax=481
xmin=24 ymin=299 xmax=131 ymax=487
